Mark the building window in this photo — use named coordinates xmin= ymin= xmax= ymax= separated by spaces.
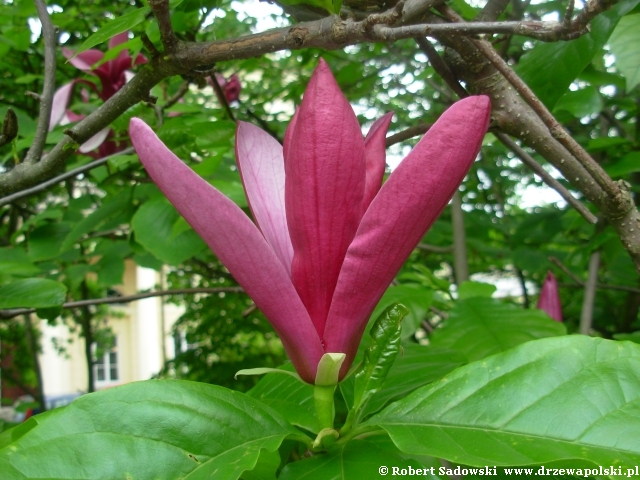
xmin=93 ymin=337 xmax=119 ymax=386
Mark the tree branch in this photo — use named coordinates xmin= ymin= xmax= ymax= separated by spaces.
xmin=415 ymin=37 xmax=468 ymax=99
xmin=0 ymin=286 xmax=246 ymax=320
xmin=24 ymin=0 xmax=56 ymax=165
xmin=0 ymin=147 xmax=134 ymax=207
xmin=148 ymin=0 xmax=179 ymax=53
xmin=386 ymin=122 xmax=432 ymax=147
xmin=495 ymin=132 xmax=597 ymax=224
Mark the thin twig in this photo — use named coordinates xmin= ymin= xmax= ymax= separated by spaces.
xmin=579 ymin=250 xmax=600 ymax=335
xmin=24 ymin=0 xmax=56 ymax=165
xmin=417 ymin=243 xmax=453 ymax=253
xmin=386 ymin=123 xmax=432 ymax=147
xmin=415 ymin=37 xmax=468 ymax=98
xmin=0 ymin=147 xmax=134 ymax=206
xmin=496 ymin=132 xmax=597 ymax=224
xmin=0 ymin=286 xmax=246 ymax=320
xmin=163 ymin=80 xmax=190 ymax=110
xmin=209 ymin=74 xmax=236 ymax=122
xmin=549 ymin=256 xmax=585 ymax=284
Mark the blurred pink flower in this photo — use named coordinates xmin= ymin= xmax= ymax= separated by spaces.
xmin=129 ymin=60 xmax=491 ymax=383
xmin=209 ymin=73 xmax=242 ymax=103
xmin=50 ymin=32 xmax=146 ymax=155
xmin=537 ymin=271 xmax=563 ymax=322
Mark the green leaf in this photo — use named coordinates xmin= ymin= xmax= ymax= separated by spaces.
xmin=0 ymin=248 xmax=40 ymax=277
xmin=35 ymin=306 xmax=62 ymax=321
xmin=369 ymin=336 xmax=640 ymax=466
xmin=457 ymin=281 xmax=496 ymax=300
xmin=0 ymin=278 xmax=67 ymax=309
xmin=349 ymin=305 xmax=408 ymax=424
xmin=516 ymin=0 xmax=640 ymax=107
xmin=429 ymin=297 xmax=566 ymax=361
xmin=27 ymin=223 xmax=72 ymax=261
xmin=248 ymin=365 xmax=320 ymax=434
xmin=235 ymin=367 xmax=302 ymax=381
xmin=60 ymin=196 xmax=130 ymax=252
xmin=371 ymin=285 xmax=433 ymax=339
xmin=74 ymin=7 xmax=150 ymax=55
xmin=0 ymin=380 xmax=301 ymax=479
xmin=609 ymin=13 xmax=640 ymax=91
xmin=131 ymin=199 xmax=206 ymax=265
xmin=341 ymin=345 xmax=467 ymax=419
xmin=605 ymin=152 xmax=640 ymax=178
xmin=553 ymin=86 xmax=603 ymax=118
xmin=614 ymin=331 xmax=640 ymax=343
xmin=279 ymin=436 xmax=435 ymax=480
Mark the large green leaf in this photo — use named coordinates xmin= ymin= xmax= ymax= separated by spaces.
xmin=0 ymin=380 xmax=302 ymax=479
xmin=248 ymin=365 xmax=320 ymax=434
xmin=369 ymin=336 xmax=640 ymax=466
xmin=0 ymin=278 xmax=67 ymax=309
xmin=278 ymin=436 xmax=437 ymax=480
xmin=609 ymin=13 xmax=640 ymax=91
xmin=429 ymin=297 xmax=566 ymax=361
xmin=131 ymin=198 xmax=206 ymax=265
xmin=516 ymin=0 xmax=640 ymax=107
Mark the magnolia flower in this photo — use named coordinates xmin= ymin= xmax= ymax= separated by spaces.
xmin=537 ymin=271 xmax=563 ymax=322
xmin=129 ymin=60 xmax=491 ymax=383
xmin=50 ymin=32 xmax=146 ymax=154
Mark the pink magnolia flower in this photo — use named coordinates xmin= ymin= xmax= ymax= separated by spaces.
xmin=50 ymin=32 xmax=146 ymax=154
xmin=537 ymin=271 xmax=563 ymax=322
xmin=129 ymin=60 xmax=490 ymax=383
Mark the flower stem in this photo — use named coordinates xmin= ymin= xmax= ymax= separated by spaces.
xmin=313 ymin=384 xmax=336 ymax=430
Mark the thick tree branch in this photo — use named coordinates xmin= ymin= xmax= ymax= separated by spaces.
xmin=431 ymin=15 xmax=640 ymax=273
xmin=24 ymin=0 xmax=56 ymax=165
xmin=0 ymin=63 xmax=172 ymax=197
xmin=0 ymin=147 xmax=134 ymax=207
xmin=0 ymin=286 xmax=246 ymax=320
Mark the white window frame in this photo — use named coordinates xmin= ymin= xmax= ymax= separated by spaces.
xmin=93 ymin=337 xmax=119 ymax=388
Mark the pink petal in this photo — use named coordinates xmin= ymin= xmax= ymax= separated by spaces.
xmin=50 ymin=83 xmax=75 ymax=130
xmin=285 ymin=58 xmax=366 ymax=338
xmin=537 ymin=271 xmax=563 ymax=322
xmin=236 ymin=122 xmax=294 ymax=274
xmin=282 ymin=107 xmax=299 ymax=166
xmin=362 ymin=112 xmax=393 ymax=215
xmin=324 ymin=96 xmax=491 ymax=376
xmin=129 ymin=118 xmax=324 ymax=383
xmin=108 ymin=32 xmax=130 ymax=49
xmin=133 ymin=53 xmax=148 ymax=66
xmin=63 ymin=48 xmax=103 ymax=71
xmin=79 ymin=127 xmax=111 ymax=153
xmin=65 ymin=110 xmax=86 ymax=123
